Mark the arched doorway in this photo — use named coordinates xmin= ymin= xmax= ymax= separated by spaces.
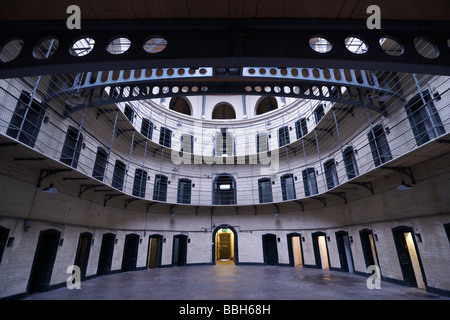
xmin=172 ymin=234 xmax=188 ymax=266
xmin=262 ymin=233 xmax=279 ymax=265
xmin=147 ymin=234 xmax=163 ymax=269
xmin=312 ymin=232 xmax=330 ymax=270
xmin=212 ymin=225 xmax=238 ymax=264
xmin=392 ymin=226 xmax=427 ymax=289
xmin=27 ymin=229 xmax=61 ymax=294
xmin=287 ymin=233 xmax=304 ymax=267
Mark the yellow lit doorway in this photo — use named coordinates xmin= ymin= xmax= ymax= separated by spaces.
xmin=215 ymin=228 xmax=235 ymax=263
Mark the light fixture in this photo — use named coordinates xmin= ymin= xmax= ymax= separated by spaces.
xmin=274 ymin=212 xmax=279 ymax=217
xmin=397 ymin=167 xmax=413 ymax=190
xmin=42 ymin=183 xmax=58 ymax=194
xmin=397 ymin=181 xmax=412 ymax=190
xmin=171 ymin=212 xmax=176 ymax=217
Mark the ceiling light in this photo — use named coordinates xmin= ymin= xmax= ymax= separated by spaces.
xmin=42 ymin=183 xmax=58 ymax=194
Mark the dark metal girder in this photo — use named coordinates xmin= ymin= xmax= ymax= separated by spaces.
xmin=0 ymin=19 xmax=449 ymax=79
xmin=63 ymin=81 xmax=386 ymax=118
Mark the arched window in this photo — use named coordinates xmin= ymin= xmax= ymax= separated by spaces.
xmin=281 ymin=173 xmax=296 ymax=200
xmin=214 ymin=129 xmax=234 ymax=156
xmin=343 ymin=146 xmax=359 ymax=179
xmin=302 ymin=168 xmax=318 ymax=196
xmin=177 ymin=178 xmax=192 ymax=204
xmin=212 ymin=103 xmax=236 ymax=119
xmin=368 ymin=124 xmax=392 ymax=167
xmin=255 ymin=97 xmax=278 ymax=115
xmin=60 ymin=126 xmax=83 ymax=168
xmin=169 ymin=97 xmax=192 ymax=116
xmin=324 ymin=159 xmax=339 ymax=190
xmin=258 ymin=178 xmax=273 ymax=203
xmin=213 ymin=174 xmax=236 ymax=205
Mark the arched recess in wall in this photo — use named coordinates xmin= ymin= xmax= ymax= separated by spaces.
xmin=212 ymin=102 xmax=236 ymax=119
xmin=212 ymin=173 xmax=236 ymax=205
xmin=169 ymin=97 xmax=192 ymax=116
xmin=212 ymin=225 xmax=239 ymax=265
xmin=255 ymin=96 xmax=278 ymax=116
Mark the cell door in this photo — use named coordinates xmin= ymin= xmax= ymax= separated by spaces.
xmin=97 ymin=233 xmax=115 ymax=276
xmin=74 ymin=232 xmax=92 ymax=280
xmin=262 ymin=234 xmax=278 ymax=265
xmin=393 ymin=227 xmax=426 ymax=289
xmin=291 ymin=236 xmax=303 ymax=267
xmin=122 ymin=234 xmax=139 ymax=272
xmin=336 ymin=231 xmax=354 ymax=273
xmin=28 ymin=229 xmax=61 ymax=293
xmin=218 ymin=233 xmax=231 ymax=260
xmin=147 ymin=236 xmax=162 ymax=269
xmin=312 ymin=232 xmax=330 ymax=270
xmin=359 ymin=229 xmax=379 ymax=268
xmin=172 ymin=235 xmax=187 ymax=266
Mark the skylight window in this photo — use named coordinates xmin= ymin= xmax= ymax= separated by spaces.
xmin=70 ymin=37 xmax=95 ymax=57
xmin=345 ymin=36 xmax=368 ymax=54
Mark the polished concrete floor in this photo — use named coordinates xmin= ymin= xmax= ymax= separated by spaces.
xmin=25 ymin=263 xmax=448 ymax=300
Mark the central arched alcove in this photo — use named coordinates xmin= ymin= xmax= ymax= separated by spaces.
xmin=212 ymin=102 xmax=236 ymax=119
xmin=169 ymin=97 xmax=192 ymax=116
xmin=255 ymin=96 xmax=278 ymax=115
xmin=212 ymin=225 xmax=238 ymax=264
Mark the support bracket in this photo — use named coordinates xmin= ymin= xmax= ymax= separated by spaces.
xmin=311 ymin=196 xmax=326 ymax=207
xmin=294 ymin=200 xmax=305 ymax=212
xmin=36 ymin=168 xmax=72 ymax=187
xmin=79 ymin=184 xmax=104 ymax=197
xmin=104 ymin=193 xmax=124 ymax=207
xmin=326 ymin=192 xmax=347 ymax=204
xmin=146 ymin=202 xmax=156 ymax=213
xmin=382 ymin=166 xmax=416 ymax=184
xmin=124 ymin=198 xmax=140 ymax=209
xmin=348 ymin=181 xmax=374 ymax=195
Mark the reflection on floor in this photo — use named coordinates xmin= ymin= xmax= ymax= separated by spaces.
xmin=25 ymin=264 xmax=448 ymax=300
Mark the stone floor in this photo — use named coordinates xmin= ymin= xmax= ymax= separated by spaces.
xmin=25 ymin=262 xmax=448 ymax=300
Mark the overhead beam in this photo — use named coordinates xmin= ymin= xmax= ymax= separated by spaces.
xmin=0 ymin=19 xmax=449 ymax=79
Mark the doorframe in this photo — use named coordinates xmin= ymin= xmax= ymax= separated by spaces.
xmin=212 ymin=224 xmax=239 ymax=265
xmin=359 ymin=228 xmax=380 ymax=269
xmin=311 ymin=231 xmax=330 ymax=269
xmin=172 ymin=234 xmax=188 ymax=266
xmin=287 ymin=232 xmax=304 ymax=267
xmin=392 ymin=225 xmax=428 ymax=288
xmin=74 ymin=231 xmax=93 ymax=280
xmin=121 ymin=233 xmax=140 ymax=272
xmin=27 ymin=228 xmax=61 ymax=293
xmin=97 ymin=232 xmax=116 ymax=276
xmin=146 ymin=234 xmax=163 ymax=268
xmin=335 ymin=230 xmax=355 ymax=273
xmin=262 ymin=233 xmax=279 ymax=266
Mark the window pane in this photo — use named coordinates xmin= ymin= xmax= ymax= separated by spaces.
xmin=112 ymin=160 xmax=126 ymax=190
xmin=281 ymin=174 xmax=296 ymax=200
xmin=159 ymin=127 xmax=172 ymax=148
xmin=153 ymin=175 xmax=168 ymax=201
xmin=258 ymin=178 xmax=273 ymax=203
xmin=177 ymin=179 xmax=192 ymax=204
xmin=132 ymin=169 xmax=147 ymax=198
xmin=278 ymin=126 xmax=290 ymax=147
xmin=92 ymin=147 xmax=108 ymax=181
